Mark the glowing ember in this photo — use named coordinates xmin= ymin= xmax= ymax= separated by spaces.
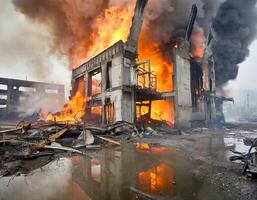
xmin=91 ymin=106 xmax=102 ymax=116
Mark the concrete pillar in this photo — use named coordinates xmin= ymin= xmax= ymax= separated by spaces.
xmin=173 ymin=47 xmax=192 ymax=128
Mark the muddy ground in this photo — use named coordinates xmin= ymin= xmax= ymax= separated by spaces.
xmin=139 ymin=124 xmax=257 ymax=200
xmin=1 ymin=123 xmax=257 ymax=200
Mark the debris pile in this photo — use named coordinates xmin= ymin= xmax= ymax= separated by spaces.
xmin=0 ymin=120 xmax=177 ymax=177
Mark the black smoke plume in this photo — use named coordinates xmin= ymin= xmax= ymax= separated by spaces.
xmin=212 ymin=0 xmax=257 ymax=86
xmin=139 ymin=0 xmax=222 ymax=63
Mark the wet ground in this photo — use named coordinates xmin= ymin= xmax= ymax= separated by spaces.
xmin=1 ymin=125 xmax=257 ymax=200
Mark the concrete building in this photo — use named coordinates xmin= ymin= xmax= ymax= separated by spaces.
xmin=0 ymin=77 xmax=65 ymax=120
xmin=71 ymin=1 xmax=216 ymax=128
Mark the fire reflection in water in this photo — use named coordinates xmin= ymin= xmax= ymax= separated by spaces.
xmin=138 ymin=163 xmax=174 ymax=195
xmin=136 ymin=143 xmax=176 ymax=156
xmin=136 ymin=143 xmax=175 ymax=195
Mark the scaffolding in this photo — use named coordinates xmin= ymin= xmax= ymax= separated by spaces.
xmin=136 ymin=60 xmax=157 ymax=92
xmin=135 ymin=60 xmax=158 ymax=121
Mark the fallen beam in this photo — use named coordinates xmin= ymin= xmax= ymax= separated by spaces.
xmin=0 ymin=140 xmax=34 ymax=145
xmin=0 ymin=127 xmax=22 ymax=135
xmin=44 ymin=143 xmax=85 ymax=155
xmin=95 ymin=135 xmax=121 ymax=146
xmin=34 ymin=128 xmax=68 ymax=149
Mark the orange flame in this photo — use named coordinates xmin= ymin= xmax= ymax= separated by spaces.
xmin=191 ymin=28 xmax=205 ymax=59
xmin=91 ymin=106 xmax=102 ymax=116
xmin=92 ymin=79 xmax=101 ymax=96
xmin=45 ymin=1 xmax=175 ymax=124
xmin=44 ymin=5 xmax=134 ymax=122
xmin=138 ymin=40 xmax=173 ymax=92
xmin=46 ymin=80 xmax=86 ymax=122
xmin=151 ymin=100 xmax=174 ymax=125
xmin=137 ymin=34 xmax=174 ymax=125
xmin=71 ymin=5 xmax=135 ymax=68
xmin=136 ymin=143 xmax=176 ymax=156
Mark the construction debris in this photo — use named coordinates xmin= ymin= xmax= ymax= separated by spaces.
xmin=44 ymin=142 xmax=85 ymax=155
xmin=0 ymin=120 xmax=177 ymax=177
xmin=73 ymin=130 xmax=94 ymax=148
xmin=32 ymin=128 xmax=68 ymax=150
xmin=0 ymin=127 xmax=23 ymax=135
xmin=95 ymin=135 xmax=121 ymax=146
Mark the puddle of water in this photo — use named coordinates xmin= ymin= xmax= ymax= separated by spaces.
xmin=193 ymin=133 xmax=257 ymax=166
xmin=0 ymin=137 xmax=252 ymax=200
xmin=224 ymin=137 xmax=249 ymax=153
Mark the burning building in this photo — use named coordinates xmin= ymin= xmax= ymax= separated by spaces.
xmin=10 ymin=0 xmax=257 ymax=127
xmin=70 ymin=0 xmax=216 ymax=128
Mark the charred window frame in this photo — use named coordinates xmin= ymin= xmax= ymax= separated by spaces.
xmin=106 ymin=61 xmax=112 ymax=90
xmin=89 ymin=68 xmax=102 ymax=97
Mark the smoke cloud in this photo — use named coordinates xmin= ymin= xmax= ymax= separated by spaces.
xmin=11 ymin=0 xmax=222 ymax=68
xmin=12 ymin=0 xmax=255 ymax=89
xmin=0 ymin=1 xmax=71 ymax=94
xmin=11 ymin=0 xmax=133 ymax=68
xmin=212 ymin=0 xmax=257 ymax=86
xmin=142 ymin=0 xmax=222 ymax=45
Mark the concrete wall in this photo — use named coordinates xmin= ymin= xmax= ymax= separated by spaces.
xmin=111 ymin=56 xmax=123 ymax=88
xmin=73 ymin=41 xmax=136 ymax=124
xmin=122 ymin=92 xmax=134 ymax=122
xmin=174 ymin=51 xmax=192 ymax=128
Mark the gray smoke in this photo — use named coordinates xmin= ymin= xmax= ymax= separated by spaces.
xmin=143 ymin=0 xmax=222 ymax=44
xmin=0 ymin=1 xmax=71 ymax=96
xmin=140 ymin=0 xmax=223 ymax=61
xmin=11 ymin=0 xmax=132 ymax=68
xmin=10 ymin=0 xmax=223 ymax=65
xmin=212 ymin=0 xmax=257 ymax=86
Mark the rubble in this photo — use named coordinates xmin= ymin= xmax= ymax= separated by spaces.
xmin=0 ymin=120 xmax=177 ymax=177
xmin=72 ymin=130 xmax=94 ymax=148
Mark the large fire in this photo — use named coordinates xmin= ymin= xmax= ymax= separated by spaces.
xmin=46 ymin=80 xmax=86 ymax=122
xmin=45 ymin=1 xmax=175 ymax=125
xmin=44 ymin=4 xmax=135 ymax=123
xmin=71 ymin=5 xmax=135 ymax=68
xmin=137 ymin=34 xmax=174 ymax=125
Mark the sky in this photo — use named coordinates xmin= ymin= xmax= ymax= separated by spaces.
xmin=229 ymin=40 xmax=257 ymax=90
xmin=0 ymin=1 xmax=71 ymax=96
xmin=0 ymin=1 xmax=257 ymax=98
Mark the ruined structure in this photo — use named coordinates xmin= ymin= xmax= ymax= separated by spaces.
xmin=71 ymin=1 xmax=216 ymax=128
xmin=0 ymin=77 xmax=65 ymax=120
